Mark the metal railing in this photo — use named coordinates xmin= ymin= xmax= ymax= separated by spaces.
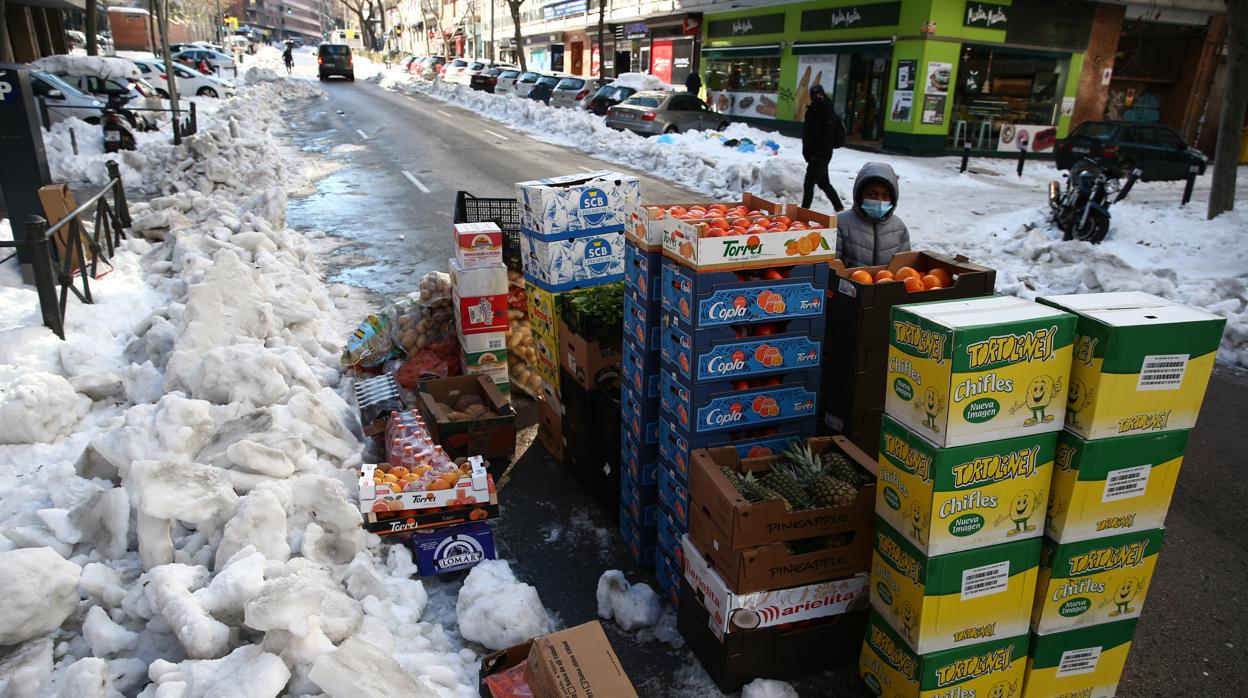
xmin=38 ymin=99 xmax=198 ymax=141
xmin=0 ymin=161 xmax=131 ymax=339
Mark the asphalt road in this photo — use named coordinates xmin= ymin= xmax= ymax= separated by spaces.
xmin=284 ymin=73 xmax=1248 ymax=696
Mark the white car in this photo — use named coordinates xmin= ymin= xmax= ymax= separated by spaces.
xmin=447 ymin=59 xmax=510 ymax=86
xmin=130 ymin=58 xmax=234 ymax=98
xmin=513 ymin=70 xmax=543 ymax=98
xmin=494 ymin=68 xmax=522 ymax=95
xmin=442 ymin=58 xmax=471 ymax=84
xmin=173 ymin=48 xmax=236 ymax=74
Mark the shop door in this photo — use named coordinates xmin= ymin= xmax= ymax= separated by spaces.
xmin=842 ymin=54 xmax=888 ymax=142
xmin=616 ymin=51 xmax=631 ymax=76
xmin=640 ymin=47 xmax=650 ymax=78
xmin=671 ymin=38 xmax=694 ymax=86
xmin=571 ymin=42 xmax=583 ymax=75
xmin=651 ymin=39 xmax=673 ymax=84
xmin=551 ymin=44 xmax=565 ymax=72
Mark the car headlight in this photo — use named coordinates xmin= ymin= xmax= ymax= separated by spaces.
xmin=92 ymin=100 xmax=103 ymax=107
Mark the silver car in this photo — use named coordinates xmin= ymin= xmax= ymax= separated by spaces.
xmin=605 ymin=91 xmax=730 ymax=136
xmin=494 ymin=68 xmax=522 ymax=95
xmin=549 ymin=76 xmax=595 ymax=109
xmin=513 ymin=70 xmax=542 ymax=98
xmin=27 ymin=70 xmax=104 ymax=124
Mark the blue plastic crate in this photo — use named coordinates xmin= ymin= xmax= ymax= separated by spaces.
xmin=659 ymin=368 xmax=820 ymax=435
xmin=622 ymin=338 xmax=662 ymax=399
xmin=654 ymin=548 xmax=681 ymax=607
xmin=656 ymin=503 xmax=688 ymax=561
xmin=660 ymin=258 xmax=828 ymax=330
xmin=621 ymin=429 xmax=660 ymax=486
xmin=621 ymin=474 xmax=659 ymax=527
xmin=660 ymin=315 xmax=823 ymax=385
xmin=658 ymin=467 xmax=690 ymax=529
xmin=620 ymin=506 xmax=657 ymax=567
xmin=658 ymin=416 xmax=817 ymax=481
xmin=624 ymin=241 xmax=664 ymax=306
xmin=622 ymin=383 xmax=661 ymax=446
xmin=623 ymin=293 xmax=662 ymax=354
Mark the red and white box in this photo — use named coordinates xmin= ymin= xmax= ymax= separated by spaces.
xmin=454 ymin=222 xmax=504 ymax=269
xmin=451 ymin=259 xmax=509 ymax=335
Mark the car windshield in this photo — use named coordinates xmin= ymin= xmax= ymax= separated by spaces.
xmin=451 ymin=59 xmax=468 ymax=67
xmin=536 ymin=76 xmax=560 ymax=86
xmin=556 ymin=78 xmax=585 ymax=90
xmin=32 ymin=70 xmax=90 ymax=98
xmin=519 ymin=72 xmax=539 ymax=82
xmin=320 ymin=45 xmax=350 ymax=55
xmin=469 ymin=62 xmax=485 ymax=70
xmin=596 ymin=85 xmax=635 ymax=101
xmin=623 ymin=95 xmax=661 ymax=108
xmin=484 ymin=68 xmax=503 ymax=76
xmin=1073 ymin=122 xmax=1118 ymax=139
xmin=500 ymin=70 xmax=520 ymax=79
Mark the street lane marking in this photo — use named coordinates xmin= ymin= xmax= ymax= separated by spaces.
xmin=578 ymin=166 xmax=596 ymax=173
xmin=356 ymin=129 xmax=369 ymax=139
xmin=402 ymin=170 xmax=431 ymax=193
xmin=482 ymin=129 xmax=510 ymax=141
xmin=437 ymin=110 xmax=452 ymax=117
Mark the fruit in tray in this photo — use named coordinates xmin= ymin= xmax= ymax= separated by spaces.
xmin=719 ymin=442 xmax=874 ymax=511
xmin=655 ymin=204 xmax=821 ymax=239
xmin=369 ymin=456 xmax=487 ymax=497
xmin=848 ymin=264 xmax=956 ymax=292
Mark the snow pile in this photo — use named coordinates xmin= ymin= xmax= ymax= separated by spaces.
xmin=381 ymin=69 xmax=1248 ymax=366
xmin=456 ymin=560 xmax=553 ymax=650
xmin=0 ymin=548 xmax=82 ymax=644
xmin=33 ymin=54 xmax=142 ymax=80
xmin=0 ymin=367 xmax=91 ymax=444
xmin=742 ymin=678 xmax=800 ymax=698
xmin=596 ymin=570 xmax=661 ymax=631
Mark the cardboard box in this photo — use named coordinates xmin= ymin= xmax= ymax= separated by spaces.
xmin=38 ymin=183 xmax=93 ymax=273
xmin=411 ymin=521 xmax=496 ymax=575
xmin=1048 ymin=429 xmax=1188 ymax=543
xmin=876 ymin=414 xmax=1057 ymax=557
xmin=688 ymin=436 xmax=877 ymax=548
xmin=536 ymin=394 xmax=564 ymax=462
xmin=683 ymin=535 xmax=869 ymax=637
xmin=451 ymin=258 xmax=509 ymax=296
xmin=661 ymin=204 xmax=837 ymax=272
xmin=417 ymin=375 xmax=516 ymax=460
xmin=358 ymin=458 xmax=495 ymax=515
xmin=1037 ymin=291 xmax=1226 ymax=440
xmin=462 ymin=348 xmax=510 ymax=395
xmin=531 ymin=325 xmax=561 ymax=389
xmin=620 ymin=505 xmax=657 ymax=566
xmin=1031 ymin=529 xmax=1163 ymax=635
xmin=524 ymin=279 xmax=564 ymax=338
xmin=453 ymin=290 xmax=509 ymax=335
xmin=558 ymin=318 xmax=621 ymax=391
xmin=682 ymin=578 xmax=868 ymax=693
xmin=661 ymin=318 xmax=822 ymax=386
xmin=622 ymin=337 xmax=661 ymax=399
xmin=689 ymin=507 xmax=871 ymax=593
xmin=660 ymin=415 xmax=816 ymax=482
xmin=624 ymin=294 xmax=661 ymax=354
xmin=659 ymin=368 xmax=820 ymax=435
xmin=363 ymin=502 xmax=501 ymax=535
xmin=626 ymin=193 xmax=782 ymax=251
xmin=563 ymin=411 xmax=596 ymax=492
xmin=655 ymin=548 xmax=681 ymax=607
xmin=885 ymin=296 xmax=1077 ymax=448
xmin=524 ymin=621 xmax=639 ymax=698
xmin=520 ymin=229 xmax=626 ymax=292
xmin=623 ymin=241 xmax=664 ymax=304
xmin=859 ymin=609 xmax=1029 ymax=698
xmin=458 ymin=328 xmax=507 ymax=355
xmin=453 ymin=221 xmax=504 ymax=269
xmin=870 ymin=516 xmax=1041 ymax=655
xmin=516 ymin=171 xmax=640 ymax=237
xmin=480 ymin=640 xmax=535 ymax=698
xmin=1023 ymin=619 xmax=1138 ymax=698
xmin=661 ymin=258 xmax=829 ymax=330
xmin=622 ymin=429 xmax=659 ymax=485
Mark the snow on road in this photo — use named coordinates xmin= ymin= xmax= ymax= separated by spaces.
xmin=378 ymin=70 xmax=1248 ymax=366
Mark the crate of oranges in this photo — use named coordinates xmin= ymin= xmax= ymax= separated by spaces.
xmin=627 ymin=193 xmax=782 ymax=251
xmin=640 ymin=200 xmax=836 ymax=273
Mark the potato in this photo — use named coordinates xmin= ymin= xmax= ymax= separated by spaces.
xmin=454 ymin=394 xmax=486 ymax=411
xmin=448 ymin=411 xmax=467 ymax=422
xmin=464 ymin=404 xmax=488 ymax=418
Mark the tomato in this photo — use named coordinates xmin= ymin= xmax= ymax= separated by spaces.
xmin=763 ymin=269 xmax=786 ymax=281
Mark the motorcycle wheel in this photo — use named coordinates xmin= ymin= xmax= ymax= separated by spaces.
xmin=1071 ymin=211 xmax=1110 ymax=244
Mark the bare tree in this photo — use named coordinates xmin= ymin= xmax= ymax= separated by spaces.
xmin=595 ymin=0 xmax=604 ymax=83
xmin=339 ymin=0 xmax=377 ymax=49
xmin=506 ymin=0 xmax=525 ymax=71
xmin=0 ymin=0 xmax=14 ymax=63
xmin=1209 ymin=0 xmax=1248 ymax=219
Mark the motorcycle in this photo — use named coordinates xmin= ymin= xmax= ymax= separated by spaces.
xmin=1048 ymin=158 xmax=1141 ymax=244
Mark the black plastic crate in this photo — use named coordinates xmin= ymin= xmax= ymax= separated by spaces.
xmin=454 ymin=190 xmax=522 ymax=272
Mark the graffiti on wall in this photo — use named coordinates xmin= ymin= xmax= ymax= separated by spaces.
xmin=1106 ymin=87 xmax=1161 ymax=123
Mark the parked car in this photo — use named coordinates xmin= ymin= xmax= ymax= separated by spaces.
xmin=606 ymin=91 xmax=729 ymax=136
xmin=442 ymin=58 xmax=471 ymax=83
xmin=9 ymin=67 xmax=105 ymax=124
xmin=585 ymin=83 xmax=638 ymax=116
xmin=1053 ymin=120 xmax=1207 ymax=182
xmin=549 ymin=76 xmax=596 ymax=109
xmin=316 ymin=43 xmax=354 ymax=81
xmin=470 ymin=67 xmax=505 ymax=92
xmin=450 ymin=60 xmax=505 ymax=86
xmin=403 ymin=56 xmax=424 ymax=73
xmin=418 ymin=56 xmax=446 ymax=80
xmin=527 ymin=74 xmax=566 ymax=104
xmin=130 ymin=58 xmax=235 ymax=98
xmin=513 ymin=70 xmax=542 ymax=98
xmin=172 ymin=48 xmax=236 ymax=74
xmin=493 ymin=68 xmax=522 ymax=95
xmin=66 ymin=30 xmax=86 ymax=49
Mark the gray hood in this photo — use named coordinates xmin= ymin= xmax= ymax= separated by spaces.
xmin=852 ymin=162 xmax=900 ymax=222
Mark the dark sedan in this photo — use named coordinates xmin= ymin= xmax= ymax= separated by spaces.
xmin=527 ymin=74 xmax=564 ymax=104
xmin=586 ymin=84 xmax=638 ymax=116
xmin=1054 ymin=121 xmax=1207 ymax=182
xmin=470 ymin=67 xmax=504 ymax=92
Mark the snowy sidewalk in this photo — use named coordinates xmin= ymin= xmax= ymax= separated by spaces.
xmin=378 ymin=70 xmax=1248 ymax=367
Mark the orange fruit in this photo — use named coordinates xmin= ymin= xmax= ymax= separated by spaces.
xmin=903 ymin=276 xmax=925 ymax=293
xmin=789 ymin=221 xmax=808 ymax=230
xmin=921 ymin=274 xmax=944 ymax=290
xmin=669 ymin=206 xmax=687 ymax=217
xmin=849 ymin=270 xmax=874 ymax=285
xmin=928 ymin=267 xmax=953 ymax=286
xmin=774 ymin=216 xmax=792 ymax=226
xmin=875 ymin=270 xmax=895 ymax=282
xmin=895 ymin=267 xmax=920 ymax=281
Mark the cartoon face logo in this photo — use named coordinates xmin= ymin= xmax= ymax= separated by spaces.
xmin=924 ymin=386 xmax=939 ymax=413
xmin=910 ymin=502 xmax=924 ymax=527
xmin=901 ymin=600 xmax=915 ymax=630
xmin=1115 ymin=579 xmax=1138 ymax=604
xmin=987 ymin=680 xmax=1015 ymax=698
xmin=1067 ymin=379 xmax=1083 ymax=409
xmin=1013 ymin=491 xmax=1036 ymax=519
xmin=1028 ymin=376 xmax=1053 ymax=408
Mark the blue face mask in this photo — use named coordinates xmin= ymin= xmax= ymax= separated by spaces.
xmin=861 ymin=200 xmax=893 ymax=220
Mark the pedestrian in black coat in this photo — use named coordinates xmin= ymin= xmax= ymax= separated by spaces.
xmin=801 ymin=84 xmax=845 ymax=212
xmin=685 ymin=71 xmax=702 ymax=97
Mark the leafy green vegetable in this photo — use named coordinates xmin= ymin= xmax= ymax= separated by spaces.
xmin=562 ymin=282 xmax=624 ymax=348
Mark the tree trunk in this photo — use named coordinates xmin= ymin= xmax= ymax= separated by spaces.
xmin=596 ymin=0 xmax=605 ymax=83
xmin=148 ymin=0 xmax=159 ymax=54
xmin=0 ymin=0 xmax=14 ymax=64
xmin=86 ymin=0 xmax=98 ymax=55
xmin=510 ymin=2 xmax=524 ymax=72
xmin=1208 ymin=0 xmax=1248 ymax=219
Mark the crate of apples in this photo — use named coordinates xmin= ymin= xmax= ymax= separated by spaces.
xmin=849 ymin=265 xmax=954 ymax=293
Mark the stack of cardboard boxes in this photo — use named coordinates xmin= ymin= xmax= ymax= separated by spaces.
xmin=1019 ymin=292 xmax=1225 ymax=697
xmin=861 ymin=296 xmax=1077 ymax=697
xmin=452 ymin=222 xmax=511 ymax=395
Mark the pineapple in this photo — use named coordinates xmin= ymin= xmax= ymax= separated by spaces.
xmin=824 ymin=450 xmax=872 ymax=488
xmin=811 ymin=474 xmax=858 ymax=508
xmin=761 ymin=463 xmax=815 ymax=510
xmin=723 ymin=466 xmax=781 ymax=503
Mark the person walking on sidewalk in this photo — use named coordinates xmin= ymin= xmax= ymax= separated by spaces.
xmin=685 ymin=71 xmax=702 ymax=98
xmin=801 ymin=84 xmax=846 ymax=212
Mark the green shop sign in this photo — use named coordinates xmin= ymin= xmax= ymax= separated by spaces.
xmin=706 ymin=13 xmax=786 ymax=38
xmin=963 ymin=2 xmax=1010 ymax=29
xmin=800 ymin=2 xmax=901 ymax=32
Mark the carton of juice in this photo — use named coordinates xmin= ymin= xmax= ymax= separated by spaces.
xmin=1048 ymin=429 xmax=1188 ymax=543
xmin=870 ymin=516 xmax=1041 ymax=655
xmin=1022 ymin=618 xmax=1138 ymax=698
xmin=1037 ymin=292 xmax=1225 ymax=440
xmin=859 ymin=609 xmax=1029 ymax=698
xmin=1031 ymin=528 xmax=1163 ymax=635
xmin=877 ymin=414 xmax=1056 ymax=556
xmin=886 ymin=296 xmax=1076 ymax=448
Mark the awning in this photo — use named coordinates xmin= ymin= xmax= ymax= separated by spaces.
xmin=791 ymin=40 xmax=893 ymax=55
xmin=701 ymin=44 xmax=781 ymax=59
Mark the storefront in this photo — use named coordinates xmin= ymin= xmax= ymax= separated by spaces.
xmin=607 ymin=15 xmax=701 ymax=85
xmin=524 ymin=33 xmax=565 ymax=72
xmin=700 ymin=0 xmax=1091 ymax=154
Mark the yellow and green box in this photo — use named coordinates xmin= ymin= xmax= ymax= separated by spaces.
xmin=524 ymin=280 xmax=564 ymax=389
xmin=870 ymin=516 xmax=1041 ymax=655
xmin=1023 ymin=618 xmax=1139 ymax=698
xmin=860 ymin=609 xmax=1029 ymax=698
xmin=877 ymin=414 xmax=1056 ymax=557
xmin=1048 ymin=429 xmax=1189 ymax=544
xmin=886 ymin=296 xmax=1076 ymax=448
xmin=1037 ymin=292 xmax=1225 ymax=440
xmin=1032 ymin=529 xmax=1163 ymax=635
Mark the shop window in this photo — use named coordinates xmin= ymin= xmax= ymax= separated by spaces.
xmin=949 ymin=45 xmax=1069 ymax=147
xmin=704 ymin=56 xmax=781 ymax=119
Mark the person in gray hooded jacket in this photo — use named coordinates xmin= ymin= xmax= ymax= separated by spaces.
xmin=835 ymin=161 xmax=911 ymax=269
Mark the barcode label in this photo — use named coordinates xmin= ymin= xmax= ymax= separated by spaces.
xmin=1137 ymin=354 xmax=1188 ymax=391
xmin=1102 ymin=464 xmax=1151 ymax=503
xmin=838 ymin=278 xmax=858 ymax=298
xmin=1055 ymin=646 xmax=1102 ymax=677
xmin=961 ymin=561 xmax=1010 ymax=601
